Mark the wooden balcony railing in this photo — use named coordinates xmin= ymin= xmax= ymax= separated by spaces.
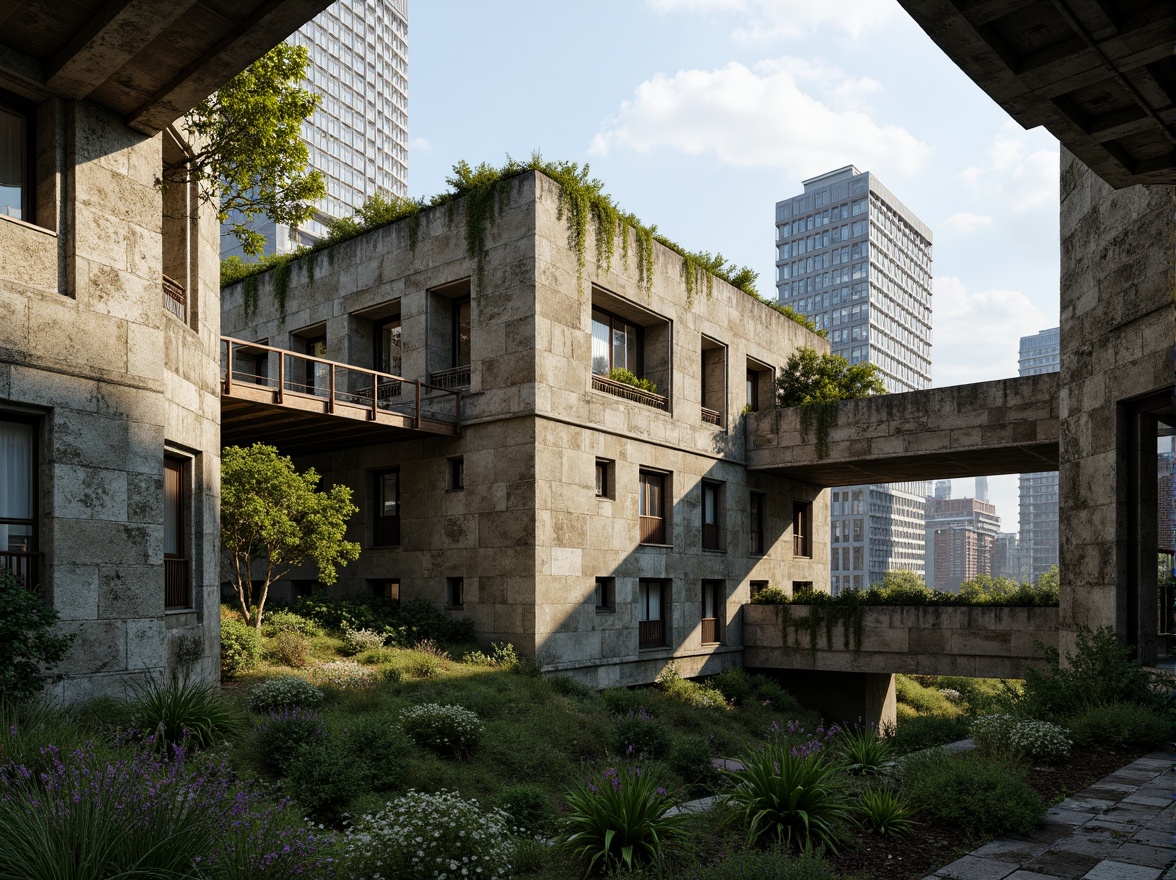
xmin=701 ymin=617 xmax=721 ymax=645
xmin=163 ymin=274 xmax=186 ymax=322
xmin=639 ymin=515 xmax=666 ymax=545
xmin=164 ymin=557 xmax=190 ymax=609
xmin=429 ymin=365 xmax=471 ymax=390
xmin=591 ymin=374 xmax=669 ymax=411
xmin=702 ymin=523 xmax=720 ymax=550
xmin=221 ymin=337 xmax=462 ymax=434
xmin=638 ymin=619 xmax=666 ymax=649
xmin=1 ymin=551 xmax=41 ymax=592
xmin=701 ymin=406 xmax=721 ymax=426
xmin=374 ymin=514 xmax=401 ymax=547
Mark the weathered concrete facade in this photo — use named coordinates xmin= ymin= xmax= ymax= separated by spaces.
xmin=223 ymin=171 xmax=831 ymax=686
xmin=1057 ymin=149 xmax=1176 ymax=663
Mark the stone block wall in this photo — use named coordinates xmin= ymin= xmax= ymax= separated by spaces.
xmin=0 ymin=93 xmax=222 ymax=700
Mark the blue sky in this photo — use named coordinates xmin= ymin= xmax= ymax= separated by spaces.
xmin=405 ymin=0 xmax=1062 ymax=531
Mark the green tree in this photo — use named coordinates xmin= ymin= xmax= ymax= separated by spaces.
xmin=163 ymin=43 xmax=326 ymax=256
xmin=221 ymin=444 xmax=360 ymax=632
xmin=0 ymin=570 xmax=74 ymax=702
xmin=874 ymin=570 xmax=930 ymax=601
xmin=776 ymin=347 xmax=887 ymax=406
xmin=958 ymin=574 xmax=1022 ymax=603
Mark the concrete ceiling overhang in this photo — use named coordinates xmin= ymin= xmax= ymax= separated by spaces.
xmin=0 ymin=0 xmax=333 ymax=135
xmin=898 ymin=0 xmax=1176 ymax=188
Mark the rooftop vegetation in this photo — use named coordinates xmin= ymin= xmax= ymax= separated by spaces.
xmin=221 ymin=154 xmax=818 ymax=333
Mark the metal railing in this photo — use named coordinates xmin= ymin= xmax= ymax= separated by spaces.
xmin=221 ymin=337 xmax=461 ymax=433
xmin=591 ymin=374 xmax=669 ymax=411
xmin=163 ymin=275 xmax=186 ymax=322
xmin=701 ymin=406 xmax=721 ymax=426
xmin=1 ymin=551 xmax=41 ymax=592
xmin=428 ymin=365 xmax=471 ymax=390
xmin=164 ymin=557 xmax=190 ymax=609
xmin=701 ymin=617 xmax=720 ymax=645
xmin=638 ymin=619 xmax=666 ymax=649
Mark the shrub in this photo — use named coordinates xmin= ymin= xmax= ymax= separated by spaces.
xmin=972 ymin=714 xmax=1071 ymax=764
xmin=600 ymin=686 xmax=644 ymax=715
xmin=1064 ymin=702 xmax=1171 ymax=750
xmin=895 ymin=674 xmax=962 ymax=717
xmin=261 ymin=608 xmax=323 ymax=638
xmin=725 ymin=745 xmax=852 ymax=854
xmin=657 ymin=664 xmax=727 ymax=709
xmin=347 ymin=715 xmax=411 ymax=792
xmin=220 ymin=615 xmax=262 ymax=678
xmin=549 ymin=675 xmax=594 ymax=700
xmin=1019 ymin=626 xmax=1170 ymax=720
xmin=901 ymin=749 xmax=1043 ymax=835
xmin=608 ymin=367 xmax=657 ymax=394
xmin=749 ymin=675 xmax=808 ymax=717
xmin=0 ymin=569 xmax=74 ymax=702
xmin=496 ymin=783 xmax=557 ymax=838
xmin=341 ymin=626 xmax=386 ymax=656
xmin=562 ymin=764 xmax=688 ymax=872
xmin=856 ymin=786 xmax=914 ymax=836
xmin=462 ymin=641 xmax=520 ymax=668
xmin=750 ymin=586 xmax=790 ymax=604
xmin=886 ymin=713 xmax=970 ymax=755
xmin=836 ymin=724 xmax=892 ymax=776
xmin=399 ymin=702 xmax=483 ymax=758
xmin=610 ymin=706 xmax=671 ymax=760
xmin=668 ymin=735 xmax=718 ymax=794
xmin=357 ymin=646 xmax=397 ymax=665
xmin=400 ymin=651 xmax=441 ymax=679
xmin=284 ymin=736 xmax=366 ymax=821
xmin=292 ymin=595 xmax=475 ymax=645
xmin=248 ymin=675 xmax=324 ymax=713
xmin=207 ymin=792 xmax=338 ymax=880
xmin=254 ymin=707 xmax=326 ymax=775
xmin=268 ymin=630 xmax=312 ymax=668
xmin=309 ymin=659 xmax=381 ymax=689
xmin=674 ymin=846 xmax=836 ymax=880
xmin=345 ymin=789 xmax=515 ymax=880
xmin=710 ymin=667 xmax=753 ymax=704
xmin=131 ymin=678 xmax=243 ymax=751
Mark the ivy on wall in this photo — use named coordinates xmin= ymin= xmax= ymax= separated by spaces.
xmin=221 ymin=153 xmax=819 ymax=333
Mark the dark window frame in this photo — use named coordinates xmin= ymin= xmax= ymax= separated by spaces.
xmin=373 ymin=469 xmax=401 ymax=547
xmin=163 ymin=455 xmax=191 ymax=609
xmin=594 ymin=576 xmax=615 ymax=612
xmin=374 ymin=316 xmax=402 ymax=376
xmin=446 ymin=576 xmax=464 ymax=609
xmin=701 ymin=580 xmax=724 ymax=645
xmin=746 ymin=368 xmax=759 ymax=412
xmin=637 ymin=578 xmax=668 ymax=649
xmin=0 ymin=90 xmax=35 ymax=224
xmin=370 ymin=579 xmax=400 ymax=604
xmin=448 ymin=457 xmax=464 ymax=491
xmin=750 ymin=491 xmax=765 ymax=555
xmin=595 ymin=458 xmax=613 ymax=499
xmin=793 ymin=500 xmax=813 ymax=558
xmin=701 ymin=480 xmax=722 ymax=550
xmin=638 ymin=469 xmax=668 ymax=545
xmin=452 ymin=296 xmax=471 ymax=368
xmin=0 ymin=414 xmax=39 ymax=592
xmin=591 ymin=305 xmax=645 ymax=377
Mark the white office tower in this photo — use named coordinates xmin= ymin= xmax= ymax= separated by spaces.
xmin=221 ymin=0 xmax=409 ymax=258
xmin=775 ymin=166 xmax=933 ymax=593
xmin=1018 ymin=327 xmax=1061 ymax=582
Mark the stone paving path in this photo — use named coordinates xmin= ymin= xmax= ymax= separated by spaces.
xmin=924 ymin=751 xmax=1174 ymax=880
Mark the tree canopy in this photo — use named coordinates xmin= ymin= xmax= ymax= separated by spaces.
xmin=164 ymin=43 xmax=326 ymax=256
xmin=776 ymin=347 xmax=887 ymax=406
xmin=221 ymin=444 xmax=360 ymax=631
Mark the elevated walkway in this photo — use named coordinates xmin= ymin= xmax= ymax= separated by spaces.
xmin=220 ymin=337 xmax=461 ymax=455
xmin=746 ymin=374 xmax=1058 ymax=485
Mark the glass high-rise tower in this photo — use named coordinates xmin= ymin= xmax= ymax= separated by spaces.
xmin=775 ymin=166 xmax=933 ymax=593
xmin=221 ymin=0 xmax=409 ymax=259
xmin=1018 ymin=327 xmax=1060 ymax=582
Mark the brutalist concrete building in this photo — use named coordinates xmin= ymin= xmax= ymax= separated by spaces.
xmin=222 ymin=171 xmax=830 ymax=687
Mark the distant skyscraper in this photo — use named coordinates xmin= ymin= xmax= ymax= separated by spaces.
xmin=924 ymin=496 xmax=1001 ymax=591
xmin=775 ymin=166 xmax=933 ymax=592
xmin=993 ymin=532 xmax=1026 ymax=581
xmin=222 ymin=0 xmax=409 ymax=258
xmin=1159 ymin=434 xmax=1175 ymax=554
xmin=1018 ymin=328 xmax=1060 ymax=582
xmin=975 ymin=476 xmax=989 ymax=503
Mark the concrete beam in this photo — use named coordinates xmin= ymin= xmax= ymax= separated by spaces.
xmin=45 ymin=0 xmax=196 ymax=100
xmin=745 ymin=374 xmax=1059 ymax=486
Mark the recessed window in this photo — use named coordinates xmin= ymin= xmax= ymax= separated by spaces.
xmin=701 ymin=336 xmax=726 ymax=427
xmin=370 ymin=579 xmax=400 ymax=604
xmin=595 ymin=576 xmax=615 ymax=612
xmin=701 ymin=481 xmax=723 ymax=550
xmin=300 ymin=333 xmax=328 ymax=397
xmin=793 ymin=501 xmax=813 ymax=558
xmin=446 ymin=576 xmax=464 ymax=609
xmin=638 ymin=579 xmax=667 ymax=649
xmin=375 ymin=316 xmax=402 ymax=376
xmin=428 ymin=280 xmax=473 ymax=389
xmin=448 ymin=457 xmax=464 ymax=491
xmin=374 ymin=469 xmax=400 ymax=547
xmin=745 ymin=359 xmax=772 ymax=413
xmin=639 ymin=469 xmax=668 ymax=545
xmin=595 ymin=459 xmax=613 ymax=499
xmin=591 ymin=306 xmax=642 ymax=377
xmin=750 ymin=492 xmax=765 ymax=555
xmin=0 ymin=94 xmax=33 ymax=223
xmin=164 ymin=456 xmax=191 ymax=609
xmin=0 ymin=417 xmax=37 ymax=591
xmin=701 ymin=580 xmax=724 ymax=645
xmin=452 ymin=297 xmax=471 ymax=368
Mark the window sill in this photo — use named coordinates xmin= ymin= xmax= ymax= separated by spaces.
xmin=595 ymin=606 xmax=615 ymax=614
xmin=445 ymin=605 xmax=464 ymax=611
xmin=702 ymin=547 xmax=726 ymax=554
xmin=0 ymin=213 xmax=56 ymax=237
xmin=638 ymin=542 xmax=673 ymax=549
xmin=370 ymin=544 xmax=401 ymax=550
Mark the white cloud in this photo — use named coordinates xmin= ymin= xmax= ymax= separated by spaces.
xmin=960 ymin=123 xmax=1058 ymax=213
xmin=932 ymin=276 xmax=1049 ymax=387
xmin=943 ymin=212 xmax=992 ymax=234
xmin=647 ymin=0 xmax=897 ymax=41
xmin=589 ymin=58 xmax=929 ymax=177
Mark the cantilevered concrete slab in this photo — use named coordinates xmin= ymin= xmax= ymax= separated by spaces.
xmin=746 ymin=374 xmax=1059 ymax=486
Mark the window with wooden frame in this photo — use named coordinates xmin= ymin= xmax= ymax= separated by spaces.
xmin=750 ymin=492 xmax=765 ymax=555
xmin=452 ymin=297 xmax=471 ymax=368
xmin=591 ymin=306 xmax=643 ymax=378
xmin=638 ymin=579 xmax=667 ymax=648
xmin=374 ymin=469 xmax=400 ymax=547
xmin=163 ymin=456 xmax=191 ymax=609
xmin=793 ymin=500 xmax=813 ymax=558
xmin=0 ymin=91 xmax=34 ymax=223
xmin=701 ymin=580 xmax=724 ymax=644
xmin=701 ymin=480 xmax=722 ymax=550
xmin=375 ymin=316 xmax=402 ymax=376
xmin=595 ymin=459 xmax=613 ymax=499
xmin=0 ymin=416 xmax=38 ymax=591
xmin=638 ymin=470 xmax=667 ymax=545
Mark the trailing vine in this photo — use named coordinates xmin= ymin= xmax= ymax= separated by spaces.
xmin=242 ymin=274 xmax=260 ymax=321
xmin=775 ymin=595 xmax=864 ymax=653
xmin=798 ymin=399 xmax=840 ymax=459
